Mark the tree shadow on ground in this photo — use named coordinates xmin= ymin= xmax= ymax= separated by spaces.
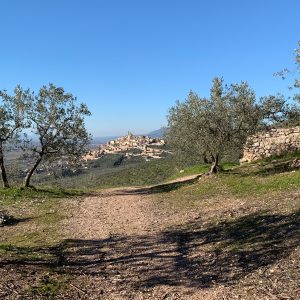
xmin=31 ymin=188 xmax=88 ymax=198
xmin=0 ymin=210 xmax=299 ymax=291
xmin=228 ymin=159 xmax=300 ymax=178
xmin=111 ymin=176 xmax=202 ymax=195
xmin=0 ymin=211 xmax=32 ymax=227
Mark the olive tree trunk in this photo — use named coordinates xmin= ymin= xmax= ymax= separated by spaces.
xmin=209 ymin=154 xmax=220 ymax=175
xmin=24 ymin=155 xmax=43 ymax=187
xmin=0 ymin=142 xmax=10 ymax=188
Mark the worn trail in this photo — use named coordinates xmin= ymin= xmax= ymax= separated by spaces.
xmin=63 ymin=175 xmax=227 ymax=299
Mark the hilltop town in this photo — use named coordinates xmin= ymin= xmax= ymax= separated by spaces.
xmin=84 ymin=132 xmax=168 ymax=161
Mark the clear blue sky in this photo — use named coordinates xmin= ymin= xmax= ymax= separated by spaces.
xmin=0 ymin=0 xmax=299 ymax=136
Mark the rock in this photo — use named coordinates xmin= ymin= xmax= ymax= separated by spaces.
xmin=290 ymin=158 xmax=300 ymax=169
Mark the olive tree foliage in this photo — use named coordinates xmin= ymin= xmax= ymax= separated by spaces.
xmin=167 ymin=78 xmax=261 ymax=174
xmin=258 ymin=94 xmax=291 ymax=126
xmin=279 ymin=41 xmax=300 ymax=100
xmin=0 ymin=87 xmax=29 ymax=187
xmin=23 ymin=84 xmax=91 ymax=187
xmin=273 ymin=41 xmax=300 ymax=125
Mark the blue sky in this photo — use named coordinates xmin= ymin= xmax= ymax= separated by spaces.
xmin=0 ymin=0 xmax=299 ymax=136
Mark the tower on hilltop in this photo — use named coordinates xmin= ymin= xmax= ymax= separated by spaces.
xmin=127 ymin=131 xmax=133 ymax=140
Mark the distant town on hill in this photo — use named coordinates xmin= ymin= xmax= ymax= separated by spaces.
xmin=91 ymin=127 xmax=167 ymax=145
xmin=86 ymin=131 xmax=169 ymax=162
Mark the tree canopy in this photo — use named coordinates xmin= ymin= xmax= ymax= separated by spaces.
xmin=0 ymin=84 xmax=91 ymax=188
xmin=23 ymin=84 xmax=91 ymax=187
xmin=167 ymin=78 xmax=261 ymax=174
xmin=0 ymin=86 xmax=29 ymax=187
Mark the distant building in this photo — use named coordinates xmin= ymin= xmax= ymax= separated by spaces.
xmin=83 ymin=132 xmax=166 ymax=161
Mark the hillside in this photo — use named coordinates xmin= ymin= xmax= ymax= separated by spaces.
xmin=91 ymin=135 xmax=120 ymax=145
xmin=147 ymin=127 xmax=167 ymax=138
xmin=0 ymin=153 xmax=299 ymax=299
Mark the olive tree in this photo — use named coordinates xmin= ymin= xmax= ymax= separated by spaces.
xmin=167 ymin=78 xmax=260 ymax=174
xmin=258 ymin=94 xmax=289 ymax=126
xmin=24 ymin=84 xmax=91 ymax=187
xmin=0 ymin=86 xmax=28 ymax=187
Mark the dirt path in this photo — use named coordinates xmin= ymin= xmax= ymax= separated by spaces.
xmin=62 ymin=174 xmax=228 ymax=299
xmin=67 ymin=173 xmax=203 ymax=239
xmin=67 ymin=189 xmax=157 ymax=239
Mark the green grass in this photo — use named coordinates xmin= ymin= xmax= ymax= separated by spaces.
xmin=0 ymin=187 xmax=85 ymax=201
xmin=0 ymin=243 xmax=56 ymax=261
xmin=166 ymin=162 xmax=240 ymax=182
xmin=30 ymin=275 xmax=62 ymax=298
xmin=33 ymin=158 xmax=181 ymax=189
xmin=94 ymin=158 xmax=179 ymax=187
xmin=221 ymin=162 xmax=240 ymax=170
xmin=156 ymin=152 xmax=300 ymax=211
xmin=258 ymin=149 xmax=300 ymax=163
xmin=155 ymin=154 xmax=300 ymax=266
xmin=193 ymin=171 xmax=300 ymax=199
xmin=166 ymin=164 xmax=210 ymax=181
xmin=0 ymin=187 xmax=86 ymax=256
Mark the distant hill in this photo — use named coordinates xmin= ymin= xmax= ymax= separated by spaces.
xmin=147 ymin=127 xmax=167 ymax=138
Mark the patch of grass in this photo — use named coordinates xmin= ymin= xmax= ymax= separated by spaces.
xmin=41 ymin=158 xmax=181 ymax=189
xmin=97 ymin=159 xmax=179 ymax=187
xmin=166 ymin=162 xmax=240 ymax=182
xmin=194 ymin=170 xmax=300 ymax=199
xmin=167 ymin=164 xmax=210 ymax=181
xmin=221 ymin=162 xmax=240 ymax=170
xmin=0 ymin=187 xmax=84 ymax=255
xmin=261 ymin=150 xmax=300 ymax=163
xmin=30 ymin=275 xmax=61 ymax=298
xmin=157 ymin=153 xmax=300 ymax=211
xmin=184 ymin=170 xmax=300 ymax=203
xmin=22 ymin=156 xmax=178 ymax=190
xmin=0 ymin=243 xmax=56 ymax=261
xmin=0 ymin=187 xmax=85 ymax=204
xmin=29 ymin=153 xmax=176 ymax=189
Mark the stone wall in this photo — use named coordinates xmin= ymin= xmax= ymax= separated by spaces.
xmin=241 ymin=126 xmax=300 ymax=162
